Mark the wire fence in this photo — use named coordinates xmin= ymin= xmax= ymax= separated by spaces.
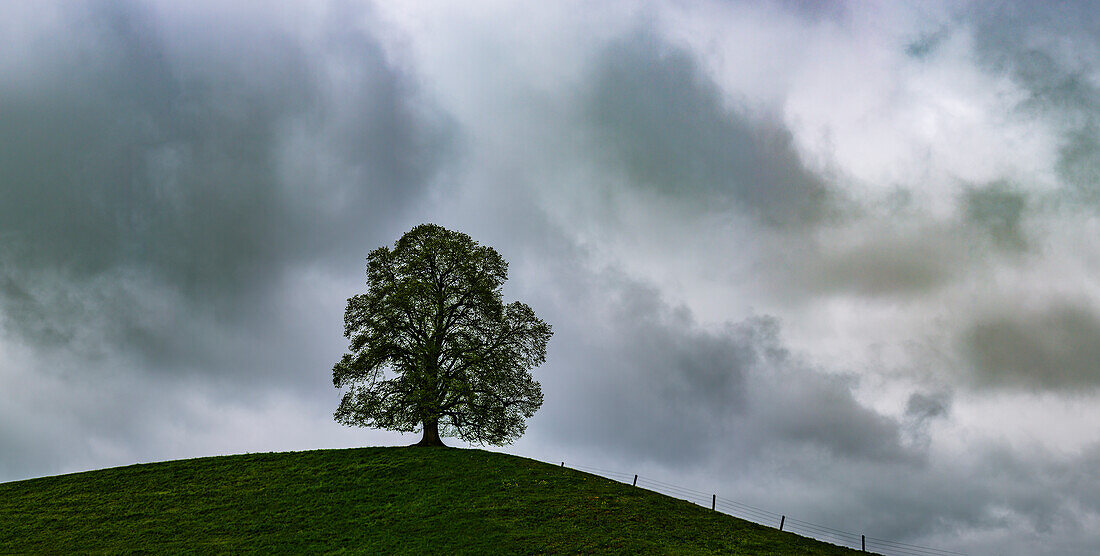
xmin=554 ymin=461 xmax=965 ymax=556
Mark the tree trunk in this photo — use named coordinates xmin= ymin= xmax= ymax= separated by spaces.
xmin=414 ymin=419 xmax=446 ymax=447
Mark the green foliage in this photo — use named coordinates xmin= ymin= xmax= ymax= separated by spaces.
xmin=333 ymin=224 xmax=552 ymax=446
xmin=0 ymin=448 xmax=863 ymax=554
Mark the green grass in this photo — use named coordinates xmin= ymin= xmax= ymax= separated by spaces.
xmin=0 ymin=447 xmax=864 ymax=554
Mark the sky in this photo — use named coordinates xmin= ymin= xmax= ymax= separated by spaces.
xmin=3 ymin=1 xmax=1100 ymax=553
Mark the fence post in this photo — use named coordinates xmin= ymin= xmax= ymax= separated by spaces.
xmin=632 ymin=474 xmax=638 ymax=487
xmin=779 ymin=515 xmax=785 ymax=531
xmin=712 ymin=494 xmax=716 ymax=511
xmin=862 ymin=534 xmax=865 ymax=552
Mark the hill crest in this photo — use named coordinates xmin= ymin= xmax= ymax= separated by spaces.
xmin=0 ymin=447 xmax=862 ymax=554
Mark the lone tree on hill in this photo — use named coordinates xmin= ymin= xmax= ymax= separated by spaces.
xmin=333 ymin=224 xmax=552 ymax=447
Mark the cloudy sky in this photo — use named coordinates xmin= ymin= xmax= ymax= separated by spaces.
xmin=4 ymin=1 xmax=1100 ymax=553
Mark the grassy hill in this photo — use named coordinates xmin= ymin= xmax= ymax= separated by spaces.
xmin=0 ymin=447 xmax=863 ymax=554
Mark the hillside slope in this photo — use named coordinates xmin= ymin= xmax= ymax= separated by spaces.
xmin=0 ymin=447 xmax=862 ymax=554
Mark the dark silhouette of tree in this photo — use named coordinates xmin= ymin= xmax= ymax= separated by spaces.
xmin=333 ymin=224 xmax=552 ymax=447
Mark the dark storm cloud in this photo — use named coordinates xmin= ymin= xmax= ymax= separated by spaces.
xmin=0 ymin=2 xmax=449 ymax=370
xmin=533 ymin=262 xmax=908 ymax=466
xmin=585 ymin=32 xmax=831 ymax=227
xmin=962 ymin=302 xmax=1100 ymax=390
xmin=756 ymin=365 xmax=906 ymax=462
xmin=2 ymin=2 xmax=306 ymax=284
xmin=539 ymin=275 xmax=751 ymax=464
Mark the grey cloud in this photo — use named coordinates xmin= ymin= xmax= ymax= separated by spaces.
xmin=798 ymin=224 xmax=965 ymax=298
xmin=971 ymin=1 xmax=1100 ymax=77
xmin=707 ymin=425 xmax=1100 ymax=556
xmin=1057 ymin=123 xmax=1100 ymax=205
xmin=963 ymin=182 xmax=1028 ymax=250
xmin=0 ymin=345 xmax=389 ymax=481
xmin=962 ymin=302 xmax=1100 ymax=390
xmin=528 ymin=254 xmax=908 ymax=466
xmin=957 ymin=445 xmax=1098 ymax=540
xmin=584 ymin=32 xmax=831 ymax=227
xmin=969 ymin=2 xmax=1100 ymax=207
xmin=0 ymin=2 xmax=449 ymax=369
xmin=902 ymin=391 xmax=951 ymax=450
xmin=540 ymin=275 xmax=751 ymax=465
xmin=787 ymin=184 xmax=1030 ymax=300
xmin=905 ymin=27 xmax=951 ymax=60
xmin=835 ymin=444 xmax=1097 ymax=553
xmin=905 ymin=391 xmax=951 ymax=421
xmin=772 ymin=0 xmax=847 ymax=22
xmin=775 ymin=181 xmax=1033 ymax=302
xmin=671 ymin=426 xmax=1100 ymax=556
xmin=2 ymin=3 xmax=306 ymax=283
xmin=755 ymin=367 xmax=906 ymax=462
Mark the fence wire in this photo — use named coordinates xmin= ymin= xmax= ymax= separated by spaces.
xmin=557 ymin=460 xmax=965 ymax=556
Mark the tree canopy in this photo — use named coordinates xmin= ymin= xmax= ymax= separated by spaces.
xmin=333 ymin=224 xmax=552 ymax=446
